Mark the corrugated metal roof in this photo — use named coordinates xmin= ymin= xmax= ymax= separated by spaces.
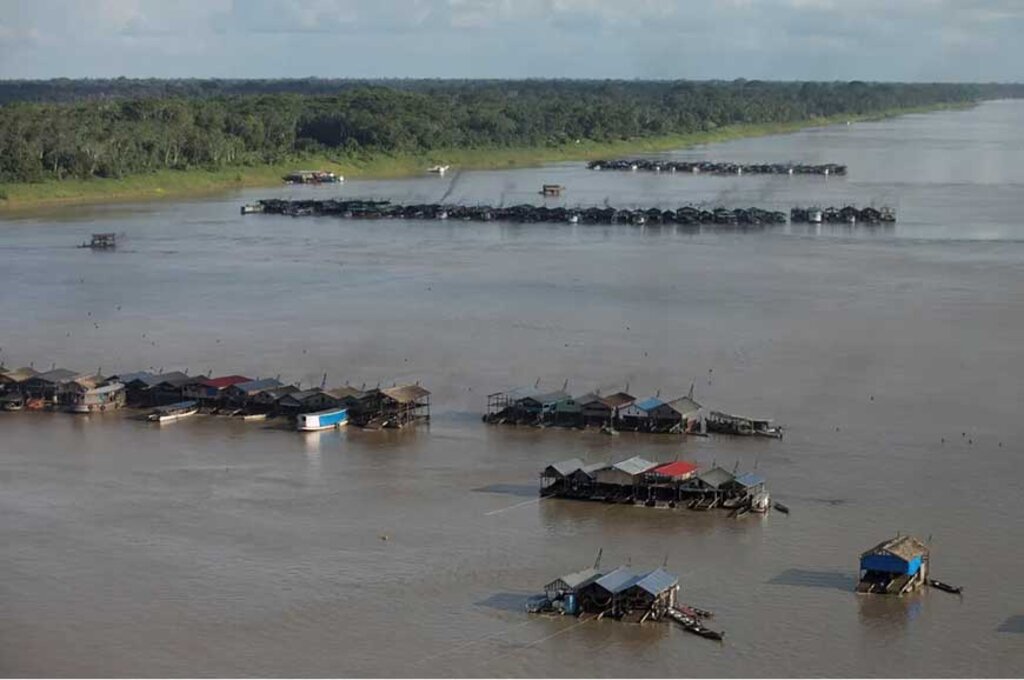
xmin=548 ymin=567 xmax=601 ymax=591
xmin=326 ymin=386 xmax=364 ymax=400
xmin=733 ymin=472 xmax=765 ymax=487
xmin=633 ymin=568 xmax=679 ymax=596
xmin=233 ymin=378 xmax=283 ymax=394
xmin=570 ymin=462 xmax=607 ymax=478
xmin=282 ymin=391 xmax=325 ymax=401
xmin=612 ymin=456 xmax=658 ymax=476
xmin=697 ymin=466 xmax=735 ymax=488
xmin=36 ymin=368 xmax=80 ymax=383
xmin=380 ymin=384 xmax=431 ymax=403
xmin=603 ymin=392 xmax=635 ymax=408
xmin=667 ymin=396 xmax=703 ymax=415
xmin=546 ymin=458 xmax=585 ymax=477
xmin=153 ymin=372 xmax=193 ymax=387
xmin=634 ymin=397 xmax=664 ymax=412
xmin=72 ymin=374 xmax=106 ymax=389
xmin=862 ymin=535 xmax=929 ymax=562
xmin=201 ymin=375 xmax=252 ymax=389
xmin=575 ymin=392 xmax=605 ymax=406
xmin=115 ymin=371 xmax=158 ymax=386
xmin=0 ymin=367 xmax=39 ymax=382
xmin=520 ymin=390 xmax=569 ymax=405
xmin=86 ymin=382 xmax=124 ymax=395
xmin=594 ymin=567 xmax=641 ymax=595
xmin=654 ymin=461 xmax=699 ymax=479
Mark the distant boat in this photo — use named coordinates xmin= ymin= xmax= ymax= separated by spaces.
xmin=148 ymin=400 xmax=199 ymax=423
xmin=427 ymin=165 xmax=450 ymax=175
xmin=297 ymin=407 xmax=348 ymax=431
xmin=1 ymin=394 xmax=25 ymax=411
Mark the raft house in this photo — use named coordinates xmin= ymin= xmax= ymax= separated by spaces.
xmin=0 ymin=361 xmax=429 ymax=430
xmin=486 ymin=385 xmax=767 ymax=437
xmin=529 ymin=558 xmax=723 ymax=640
xmin=540 ymin=457 xmax=771 ymax=514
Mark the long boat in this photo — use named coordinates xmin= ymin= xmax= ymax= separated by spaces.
xmin=147 ymin=400 xmax=199 ymax=423
xmin=297 ymin=407 xmax=348 ymax=431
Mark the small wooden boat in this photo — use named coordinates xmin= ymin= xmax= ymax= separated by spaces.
xmin=1 ymin=394 xmax=25 ymax=411
xmin=148 ymin=400 xmax=199 ymax=423
xmin=928 ymin=579 xmax=963 ymax=595
xmin=239 ymin=413 xmax=268 ymax=422
xmin=773 ymin=501 xmax=790 ymax=514
xmin=666 ymin=607 xmax=724 ymax=641
xmin=600 ymin=425 xmax=619 ymax=436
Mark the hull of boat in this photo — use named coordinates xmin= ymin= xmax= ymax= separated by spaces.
xmin=149 ymin=408 xmax=198 ymax=423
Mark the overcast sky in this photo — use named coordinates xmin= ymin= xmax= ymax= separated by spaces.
xmin=1 ymin=0 xmax=1021 ymax=81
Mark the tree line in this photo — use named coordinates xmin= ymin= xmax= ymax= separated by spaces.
xmin=0 ymin=80 xmax=1016 ymax=184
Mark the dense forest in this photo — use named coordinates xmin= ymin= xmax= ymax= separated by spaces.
xmin=0 ymin=79 xmax=1019 ymax=184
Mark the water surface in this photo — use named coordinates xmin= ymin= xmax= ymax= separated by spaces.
xmin=1 ymin=100 xmax=1022 ymax=677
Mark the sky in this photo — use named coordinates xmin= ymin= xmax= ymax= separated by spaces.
xmin=0 ymin=0 xmax=1021 ymax=81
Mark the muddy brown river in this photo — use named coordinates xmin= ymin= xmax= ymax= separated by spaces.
xmin=1 ymin=100 xmax=1022 ymax=677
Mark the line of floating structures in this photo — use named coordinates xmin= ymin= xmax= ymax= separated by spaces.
xmin=540 ymin=456 xmax=773 ymax=516
xmin=484 ymin=386 xmax=783 ymax=438
xmin=0 ymin=364 xmax=430 ymax=431
xmin=243 ymin=200 xmax=896 ymax=225
xmin=587 ymin=159 xmax=847 ymax=176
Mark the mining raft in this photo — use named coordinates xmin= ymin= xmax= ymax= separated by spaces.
xmin=528 ymin=557 xmax=723 ymax=641
xmin=857 ymin=534 xmax=962 ymax=596
xmin=79 ymin=233 xmax=117 ymax=249
xmin=540 ymin=456 xmax=772 ymax=515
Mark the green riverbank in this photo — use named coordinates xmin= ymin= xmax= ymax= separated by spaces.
xmin=0 ymin=103 xmax=970 ymax=213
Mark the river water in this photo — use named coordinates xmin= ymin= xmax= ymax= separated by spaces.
xmin=1 ymin=100 xmax=1022 ymax=677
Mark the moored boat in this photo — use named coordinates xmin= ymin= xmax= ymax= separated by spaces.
xmin=1 ymin=393 xmax=25 ymax=411
xmin=297 ymin=407 xmax=348 ymax=431
xmin=148 ymin=400 xmax=199 ymax=423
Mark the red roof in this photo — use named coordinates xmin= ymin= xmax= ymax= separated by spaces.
xmin=653 ymin=461 xmax=699 ymax=478
xmin=201 ymin=375 xmax=252 ymax=389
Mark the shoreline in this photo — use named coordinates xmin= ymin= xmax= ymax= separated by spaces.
xmin=0 ymin=102 xmax=971 ymax=214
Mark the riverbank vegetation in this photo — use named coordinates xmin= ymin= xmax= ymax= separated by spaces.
xmin=0 ymin=79 xmax=1016 ymax=208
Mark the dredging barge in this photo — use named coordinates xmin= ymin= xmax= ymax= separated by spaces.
xmin=244 ymin=199 xmax=895 ymax=226
xmin=588 ymin=159 xmax=847 ymax=176
xmin=529 ymin=558 xmax=724 ymax=641
xmin=541 ymin=457 xmax=772 ymax=516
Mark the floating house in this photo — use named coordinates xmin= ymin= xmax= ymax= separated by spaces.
xmin=325 ymin=386 xmax=366 ymax=411
xmin=249 ymin=385 xmax=299 ymax=410
xmin=0 ymin=366 xmax=38 ymax=390
xmin=577 ymin=392 xmax=629 ymax=426
xmin=183 ymin=375 xmax=253 ymax=404
xmin=148 ymin=372 xmax=198 ymax=406
xmin=544 ymin=567 xmax=601 ymax=603
xmin=223 ymin=378 xmax=284 ymax=405
xmin=517 ymin=390 xmax=571 ymax=419
xmin=354 ymin=384 xmax=431 ymax=428
xmin=68 ymin=382 xmax=126 ymax=413
xmin=18 ymin=368 xmax=82 ymax=402
xmin=540 ymin=458 xmax=586 ymax=495
xmin=857 ymin=535 xmax=930 ymax=595
xmin=618 ymin=397 xmax=664 ymax=431
xmin=277 ymin=388 xmax=340 ymax=414
xmin=593 ymin=456 xmax=659 ymax=500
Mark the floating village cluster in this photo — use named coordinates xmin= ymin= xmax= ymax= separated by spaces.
xmin=0 ymin=364 xmax=429 ymax=430
xmin=529 ymin=558 xmax=724 ymax=640
xmin=485 ymin=385 xmax=782 ymax=438
xmin=587 ymin=159 xmax=848 ymax=176
xmin=540 ymin=456 xmax=773 ymax=515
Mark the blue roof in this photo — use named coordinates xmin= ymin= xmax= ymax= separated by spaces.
xmin=635 ymin=397 xmax=664 ymax=411
xmin=594 ymin=567 xmax=642 ymax=594
xmin=634 ymin=568 xmax=679 ymax=596
xmin=734 ymin=472 xmax=765 ymax=487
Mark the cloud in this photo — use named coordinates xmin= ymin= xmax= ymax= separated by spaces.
xmin=0 ymin=0 xmax=1020 ymax=80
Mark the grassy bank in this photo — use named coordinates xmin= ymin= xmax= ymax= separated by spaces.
xmin=0 ymin=102 xmax=970 ymax=213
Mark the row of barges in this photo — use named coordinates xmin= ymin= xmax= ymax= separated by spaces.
xmin=245 ymin=199 xmax=896 ymax=226
xmin=587 ymin=159 xmax=847 ymax=176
